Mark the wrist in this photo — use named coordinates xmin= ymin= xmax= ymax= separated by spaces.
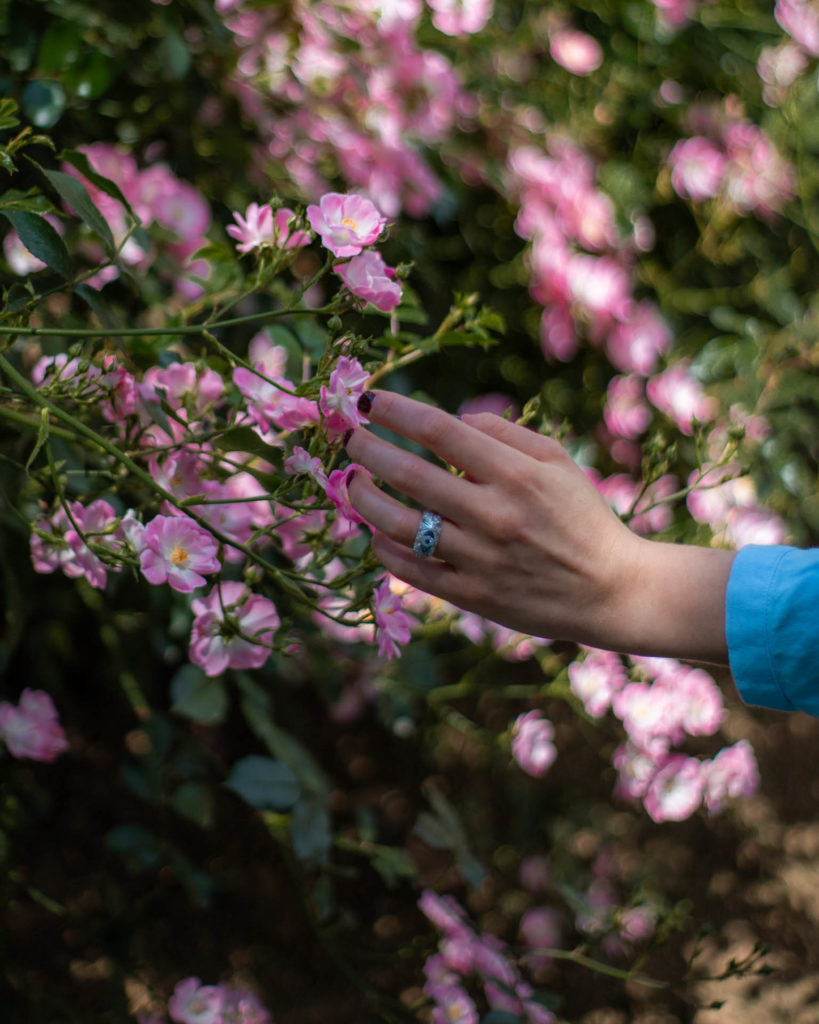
xmin=602 ymin=537 xmax=736 ymax=663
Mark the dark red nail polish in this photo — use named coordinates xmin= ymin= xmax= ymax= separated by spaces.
xmin=357 ymin=391 xmax=375 ymax=415
xmin=342 ymin=428 xmax=354 ymax=448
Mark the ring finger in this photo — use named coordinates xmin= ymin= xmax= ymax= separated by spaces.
xmin=349 ymin=472 xmax=469 ymax=565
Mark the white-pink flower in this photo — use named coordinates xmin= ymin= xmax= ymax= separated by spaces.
xmin=605 ymin=302 xmax=672 ymax=376
xmin=335 ymin=250 xmax=402 ymax=311
xmin=643 ymin=755 xmax=704 ymax=822
xmin=168 ymin=977 xmax=224 ymax=1024
xmin=647 ymin=362 xmax=717 ymax=434
xmin=568 ymin=649 xmax=627 ymax=718
xmin=703 ymin=740 xmax=760 ymax=814
xmin=319 ymin=356 xmax=370 ymax=436
xmin=373 ymin=578 xmax=414 ymax=659
xmin=189 ymin=581 xmax=280 ymax=677
xmin=511 ymin=711 xmax=557 ymax=778
xmin=603 ymin=375 xmax=652 ymax=439
xmin=326 ymin=465 xmax=370 ymax=526
xmin=669 ymin=136 xmax=727 ymax=202
xmin=0 ymin=688 xmax=69 ymax=762
xmin=550 ymin=28 xmax=603 ymax=76
xmin=306 ymin=193 xmax=387 ymax=258
xmin=227 ymin=202 xmax=308 ymax=253
xmin=427 ymin=0 xmax=492 ymax=34
xmin=140 ymin=515 xmax=221 ymax=593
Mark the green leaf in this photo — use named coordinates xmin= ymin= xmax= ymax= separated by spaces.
xmin=0 ymin=98 xmax=20 ymax=133
xmin=64 ymin=52 xmax=113 ymax=100
xmin=213 ymin=425 xmax=283 ymax=469
xmin=170 ymin=665 xmax=228 ymax=725
xmin=105 ymin=825 xmax=163 ymax=872
xmin=290 ymin=796 xmax=332 ymax=865
xmin=171 ymin=781 xmax=214 ymax=828
xmin=75 ymin=283 xmax=119 ymax=330
xmin=224 ymin=755 xmax=300 ymax=811
xmin=32 ymin=160 xmax=115 ymax=253
xmin=0 ymin=209 xmax=71 ymax=279
xmin=60 ymin=148 xmax=138 ymax=223
xmin=236 ymin=673 xmax=329 ymax=797
xmin=0 ymin=188 xmax=52 ymax=213
xmin=37 ymin=21 xmax=84 ymax=74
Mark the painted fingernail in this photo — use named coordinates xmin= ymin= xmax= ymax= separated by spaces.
xmin=357 ymin=390 xmax=375 ymax=415
xmin=342 ymin=428 xmax=354 ymax=449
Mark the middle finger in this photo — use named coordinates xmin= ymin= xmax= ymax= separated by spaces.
xmin=345 ymin=427 xmax=476 ymax=527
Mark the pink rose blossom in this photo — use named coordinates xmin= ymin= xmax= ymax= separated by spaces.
xmin=418 ymin=889 xmax=471 ymax=937
xmin=233 ymin=368 xmax=319 ymax=434
xmin=550 ymin=29 xmax=603 ymax=76
xmin=335 ymin=250 xmax=402 ymax=311
xmin=605 ymin=303 xmax=672 ymax=376
xmin=669 ymin=136 xmax=727 ymax=202
xmin=429 ymin=985 xmax=479 ymax=1024
xmin=603 ymin=375 xmax=652 ymax=439
xmin=725 ymin=506 xmax=787 ymax=548
xmin=284 ymin=446 xmax=329 ymax=488
xmin=539 ymin=303 xmax=577 ymax=362
xmin=643 ymin=755 xmax=704 ymax=822
xmin=511 ymin=711 xmax=557 ymax=778
xmin=0 ymin=689 xmax=69 ymax=762
xmin=373 ymin=578 xmax=414 ymax=659
xmin=227 ymin=202 xmax=308 ymax=253
xmin=647 ymin=362 xmax=717 ymax=434
xmin=326 ymin=465 xmax=371 ymax=525
xmin=427 ymin=0 xmax=492 ymax=35
xmin=776 ymin=0 xmax=819 ymax=56
xmin=519 ymin=906 xmax=561 ymax=970
xmin=319 ymin=356 xmax=370 ymax=436
xmin=140 ymin=515 xmax=221 ymax=593
xmin=612 ymin=742 xmax=662 ymax=801
xmin=168 ymin=977 xmax=224 ymax=1024
xmin=306 ymin=193 xmax=387 ymax=257
xmin=568 ymin=649 xmax=628 ymax=718
xmin=758 ymin=41 xmax=808 ymax=106
xmin=703 ymin=740 xmax=760 ymax=814
xmin=566 ymin=253 xmax=632 ymax=325
xmin=676 ymin=667 xmax=726 ymax=736
xmin=189 ymin=581 xmax=280 ymax=676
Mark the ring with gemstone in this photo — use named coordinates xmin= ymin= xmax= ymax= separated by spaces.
xmin=412 ymin=510 xmax=442 ymax=559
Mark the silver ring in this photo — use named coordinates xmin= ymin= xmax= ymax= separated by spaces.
xmin=413 ymin=510 xmax=442 ymax=559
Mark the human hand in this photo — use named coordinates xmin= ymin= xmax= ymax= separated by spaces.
xmin=346 ymin=391 xmax=734 ymax=662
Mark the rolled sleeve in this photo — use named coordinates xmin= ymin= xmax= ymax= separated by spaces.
xmin=726 ymin=544 xmax=819 ymax=716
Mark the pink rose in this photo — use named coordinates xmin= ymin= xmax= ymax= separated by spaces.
xmin=306 ymin=192 xmax=387 ymax=257
xmin=335 ymin=250 xmax=402 ymax=311
xmin=0 ymin=688 xmax=68 ymax=762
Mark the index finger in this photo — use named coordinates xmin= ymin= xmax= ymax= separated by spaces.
xmin=362 ymin=390 xmax=518 ymax=481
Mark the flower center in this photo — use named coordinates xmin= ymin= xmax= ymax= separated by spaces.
xmin=341 ymin=217 xmax=358 ymax=230
xmin=170 ymin=544 xmax=189 ymax=566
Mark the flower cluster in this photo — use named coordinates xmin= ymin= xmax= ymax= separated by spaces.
xmin=218 ymin=1 xmax=475 ymax=218
xmin=418 ymin=890 xmax=556 ymax=1024
xmin=668 ymin=99 xmax=795 ymax=217
xmin=138 ymin=975 xmax=272 ymax=1024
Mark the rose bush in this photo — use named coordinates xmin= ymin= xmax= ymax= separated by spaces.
xmin=1 ymin=0 xmax=814 ymax=1020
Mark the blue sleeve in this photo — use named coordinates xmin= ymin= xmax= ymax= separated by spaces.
xmin=726 ymin=544 xmax=819 ymax=716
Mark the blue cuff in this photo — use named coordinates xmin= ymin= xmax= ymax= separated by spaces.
xmin=726 ymin=545 xmax=819 ymax=716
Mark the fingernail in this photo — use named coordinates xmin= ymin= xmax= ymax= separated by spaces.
xmin=342 ymin=428 xmax=354 ymax=449
xmin=357 ymin=391 xmax=375 ymax=415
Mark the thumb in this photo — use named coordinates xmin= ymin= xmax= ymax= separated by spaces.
xmin=461 ymin=412 xmax=566 ymax=464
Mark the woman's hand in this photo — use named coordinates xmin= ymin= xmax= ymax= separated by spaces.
xmin=346 ymin=391 xmax=735 ymax=663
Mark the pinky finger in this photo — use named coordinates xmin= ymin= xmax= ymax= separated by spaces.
xmin=371 ymin=532 xmax=463 ymax=604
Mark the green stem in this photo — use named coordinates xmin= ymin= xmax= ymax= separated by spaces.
xmin=0 ymin=304 xmax=336 ymax=340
